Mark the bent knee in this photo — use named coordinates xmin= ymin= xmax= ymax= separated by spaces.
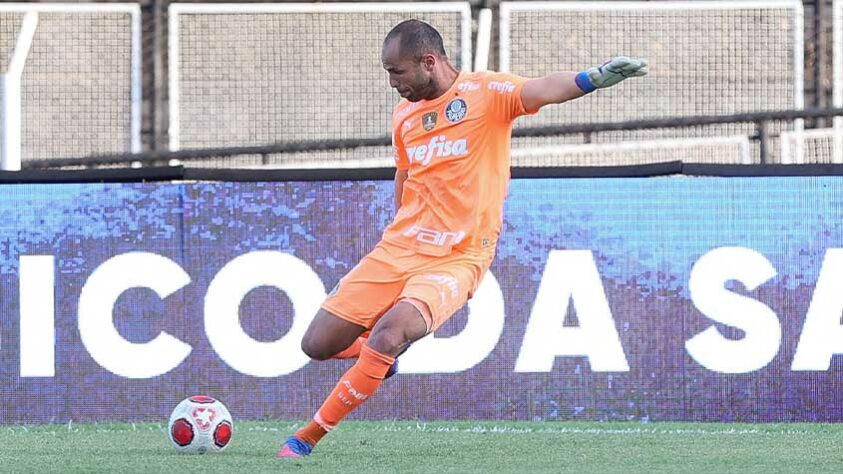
xmin=367 ymin=331 xmax=404 ymax=356
xmin=369 ymin=319 xmax=422 ymax=356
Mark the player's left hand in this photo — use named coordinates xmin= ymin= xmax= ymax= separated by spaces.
xmin=576 ymin=56 xmax=648 ymax=92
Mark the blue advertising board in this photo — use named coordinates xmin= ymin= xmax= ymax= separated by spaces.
xmin=1 ymin=178 xmax=842 ymax=423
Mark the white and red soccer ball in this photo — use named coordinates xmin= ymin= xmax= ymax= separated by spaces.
xmin=168 ymin=395 xmax=234 ymax=454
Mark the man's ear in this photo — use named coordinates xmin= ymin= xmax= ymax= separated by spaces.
xmin=421 ymin=53 xmax=436 ymax=72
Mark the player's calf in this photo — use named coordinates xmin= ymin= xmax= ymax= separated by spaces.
xmin=279 ymin=345 xmax=396 ymax=459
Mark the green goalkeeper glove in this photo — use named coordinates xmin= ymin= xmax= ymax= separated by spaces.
xmin=575 ymin=56 xmax=648 ymax=93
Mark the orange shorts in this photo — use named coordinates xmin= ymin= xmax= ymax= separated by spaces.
xmin=322 ymin=241 xmax=493 ymax=333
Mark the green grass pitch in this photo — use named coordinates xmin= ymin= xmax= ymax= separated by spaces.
xmin=0 ymin=421 xmax=841 ymax=473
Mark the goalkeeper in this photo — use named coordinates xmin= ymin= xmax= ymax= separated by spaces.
xmin=278 ymin=19 xmax=647 ymax=458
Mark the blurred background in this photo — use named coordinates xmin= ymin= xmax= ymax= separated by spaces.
xmin=0 ymin=0 xmax=838 ymax=169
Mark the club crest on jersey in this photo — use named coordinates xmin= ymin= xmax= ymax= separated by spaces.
xmin=422 ymin=112 xmax=438 ymax=131
xmin=445 ymin=98 xmax=467 ymax=123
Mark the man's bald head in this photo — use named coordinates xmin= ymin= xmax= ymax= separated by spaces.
xmin=383 ymin=19 xmax=447 ymax=60
xmin=382 ymin=19 xmax=458 ymax=102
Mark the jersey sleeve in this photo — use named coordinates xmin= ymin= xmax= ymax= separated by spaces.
xmin=484 ymin=72 xmax=537 ymax=123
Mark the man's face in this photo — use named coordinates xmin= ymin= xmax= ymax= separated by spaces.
xmin=381 ymin=39 xmax=434 ymax=102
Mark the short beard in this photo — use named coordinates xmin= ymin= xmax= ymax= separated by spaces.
xmin=411 ymin=77 xmax=437 ymax=102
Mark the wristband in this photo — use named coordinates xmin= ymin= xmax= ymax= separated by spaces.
xmin=575 ymin=71 xmax=596 ymax=93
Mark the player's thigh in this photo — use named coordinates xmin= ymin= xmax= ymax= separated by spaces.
xmin=321 ymin=243 xmax=407 ymax=330
xmin=300 ymin=307 xmax=367 ymax=360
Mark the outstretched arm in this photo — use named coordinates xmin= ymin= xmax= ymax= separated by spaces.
xmin=394 ymin=168 xmax=408 ymax=212
xmin=521 ymin=56 xmax=648 ymax=113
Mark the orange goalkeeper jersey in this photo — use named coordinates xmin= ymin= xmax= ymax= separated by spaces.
xmin=382 ymin=71 xmax=535 ymax=257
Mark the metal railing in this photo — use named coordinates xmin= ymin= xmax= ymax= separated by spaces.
xmin=21 ymin=107 xmax=843 ymax=169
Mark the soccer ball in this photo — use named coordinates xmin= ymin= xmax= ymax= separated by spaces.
xmin=168 ymin=395 xmax=234 ymax=454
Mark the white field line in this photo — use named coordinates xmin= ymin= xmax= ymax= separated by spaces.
xmin=364 ymin=424 xmax=817 ymax=436
xmin=0 ymin=422 xmax=830 ymax=437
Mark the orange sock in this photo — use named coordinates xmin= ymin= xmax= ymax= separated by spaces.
xmin=295 ymin=420 xmax=328 ymax=447
xmin=330 ymin=332 xmax=370 ymax=360
xmin=295 ymin=344 xmax=394 ymax=447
